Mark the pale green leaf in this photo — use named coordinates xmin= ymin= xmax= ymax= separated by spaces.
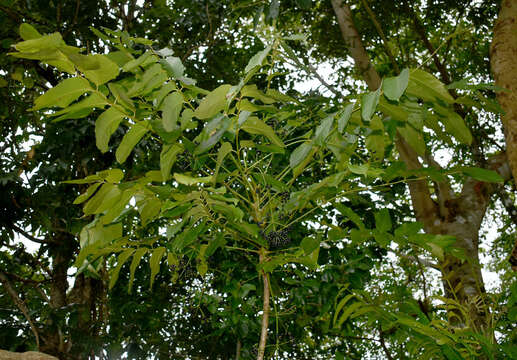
xmin=51 ymin=92 xmax=107 ymax=122
xmin=160 ymin=56 xmax=185 ymax=78
xmin=79 ymin=54 xmax=120 ymax=86
xmin=14 ymin=32 xmax=63 ymax=52
xmin=174 ymin=173 xmax=213 ymax=185
xmin=462 ymin=167 xmax=504 ymax=183
xmin=361 ymin=87 xmax=381 ymax=121
xmin=194 ymin=84 xmax=232 ymax=119
xmin=244 ymin=46 xmax=272 ymax=73
xmin=194 ymin=116 xmax=231 ymax=155
xmin=338 ymin=103 xmax=354 ymax=133
xmin=314 ymin=115 xmax=334 ymax=146
xmin=95 ymin=107 xmax=126 ymax=153
xmin=19 ymin=23 xmax=42 ymax=40
xmin=115 ymin=121 xmax=150 ymax=163
xmin=162 ymin=91 xmax=183 ymax=132
xmin=365 ymin=116 xmax=385 ymax=160
xmin=383 ymin=68 xmax=409 ymax=101
xmin=301 ymin=237 xmax=319 ymax=255
xmin=73 ymin=183 xmax=102 ymax=205
xmin=32 ymin=77 xmax=93 ymax=110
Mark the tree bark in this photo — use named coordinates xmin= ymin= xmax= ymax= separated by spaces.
xmin=331 ymin=0 xmax=509 ymax=331
xmin=491 ymin=0 xmax=517 ymax=270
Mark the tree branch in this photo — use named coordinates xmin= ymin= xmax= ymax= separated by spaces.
xmin=360 ymin=0 xmax=400 ymax=74
xmin=257 ymin=250 xmax=270 ymax=360
xmin=0 ymin=271 xmax=40 ymax=349
xmin=10 ymin=223 xmax=58 ymax=245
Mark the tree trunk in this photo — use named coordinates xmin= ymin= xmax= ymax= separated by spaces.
xmin=490 ymin=0 xmax=517 ymax=270
xmin=331 ymin=0 xmax=510 ymax=331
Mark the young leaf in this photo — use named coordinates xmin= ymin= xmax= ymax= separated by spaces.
xmin=115 ymin=121 xmax=150 ymax=163
xmin=435 ymin=106 xmax=472 ymax=145
xmin=149 ymin=247 xmax=166 ymax=289
xmin=240 ymin=117 xmax=284 ymax=147
xmin=19 ymin=23 xmax=42 ymax=40
xmin=162 ymin=91 xmax=183 ymax=132
xmin=32 ymin=77 xmax=93 ymax=110
xmin=361 ymin=87 xmax=381 ymax=121
xmin=160 ymin=56 xmax=185 ymax=78
xmin=140 ymin=197 xmax=162 ymax=225
xmin=194 ymin=84 xmax=232 ymax=119
xmin=95 ymin=107 xmax=126 ymax=153
xmin=462 ymin=167 xmax=504 ymax=183
xmin=383 ymin=68 xmax=409 ymax=101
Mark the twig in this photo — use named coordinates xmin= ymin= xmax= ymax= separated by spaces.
xmin=10 ymin=223 xmax=58 ymax=245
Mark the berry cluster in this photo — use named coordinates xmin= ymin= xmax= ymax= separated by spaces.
xmin=265 ymin=229 xmax=291 ymax=249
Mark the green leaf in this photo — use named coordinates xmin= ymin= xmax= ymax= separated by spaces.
xmin=109 ymin=249 xmax=135 ymax=290
xmin=115 ymin=121 xmax=149 ymax=163
xmin=195 ymin=116 xmax=231 ymax=154
xmin=32 ymin=77 xmax=93 ymax=110
xmin=51 ymin=92 xmax=108 ymax=122
xmin=101 ymin=189 xmax=135 ymax=224
xmin=108 ymin=83 xmax=135 ymax=112
xmin=375 ymin=209 xmax=392 ymax=232
xmin=289 ymin=142 xmax=312 ymax=169
xmin=19 ymin=23 xmax=42 ymax=40
xmin=314 ymin=115 xmax=334 ymax=146
xmin=79 ymin=54 xmax=120 ymax=86
xmin=128 ymin=248 xmax=148 ymax=293
xmin=122 ymin=51 xmax=152 ymax=72
xmin=398 ymin=113 xmax=426 ymax=156
xmin=139 ymin=197 xmax=162 ymax=225
xmin=361 ymin=87 xmax=381 ymax=121
xmin=383 ymin=68 xmax=409 ymax=101
xmin=160 ymin=56 xmax=185 ymax=78
xmin=160 ymin=143 xmax=183 ymax=180
xmin=194 ymin=84 xmax=232 ymax=119
xmin=14 ymin=32 xmax=63 ymax=52
xmin=406 ymin=68 xmax=454 ymax=104
xmin=240 ymin=116 xmax=284 ymax=147
xmin=83 ymin=183 xmax=122 ymax=215
xmin=174 ymin=173 xmax=213 ymax=185
xmin=95 ymin=107 xmax=126 ymax=153
xmin=462 ymin=167 xmax=504 ymax=183
xmin=301 ymin=237 xmax=319 ymax=255
xmin=365 ymin=116 xmax=385 ymax=160
xmin=73 ymin=183 xmax=102 ymax=205
xmin=338 ymin=103 xmax=354 ymax=133
xmin=435 ymin=106 xmax=472 ymax=145
xmin=244 ymin=46 xmax=272 ymax=73
xmin=149 ymin=247 xmax=166 ymax=290
xmin=214 ymin=142 xmax=233 ymax=183
xmin=162 ymin=91 xmax=183 ymax=132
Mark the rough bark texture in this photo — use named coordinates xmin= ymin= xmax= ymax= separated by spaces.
xmin=331 ymin=0 xmax=511 ymax=330
xmin=257 ymin=251 xmax=270 ymax=360
xmin=0 ymin=350 xmax=58 ymax=360
xmin=491 ymin=0 xmax=517 ymax=271
xmin=491 ymin=0 xmax=517 ymax=184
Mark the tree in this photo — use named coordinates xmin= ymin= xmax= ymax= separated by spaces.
xmin=3 ymin=1 xmax=517 ymax=359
